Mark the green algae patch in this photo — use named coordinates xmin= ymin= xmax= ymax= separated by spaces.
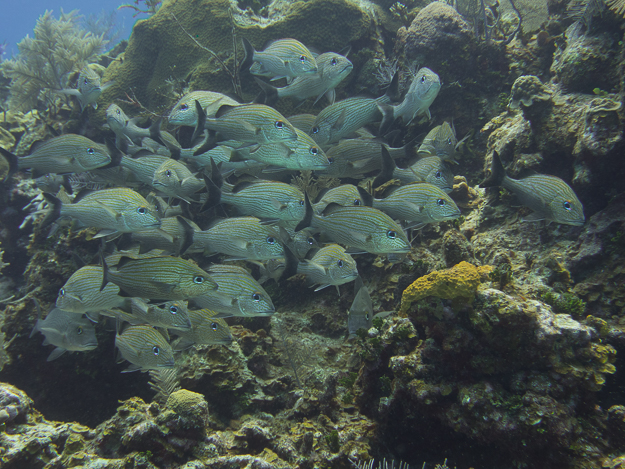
xmin=399 ymin=261 xmax=493 ymax=314
xmin=99 ymin=0 xmax=374 ymax=124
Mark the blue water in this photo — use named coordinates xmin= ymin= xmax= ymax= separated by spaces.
xmin=0 ymin=0 xmax=147 ymax=57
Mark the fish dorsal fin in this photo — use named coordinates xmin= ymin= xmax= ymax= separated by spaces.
xmin=116 ymin=256 xmax=137 ymax=270
xmin=331 ymin=109 xmax=346 ymax=131
xmin=232 ymin=180 xmax=258 ymax=194
xmin=72 ymin=189 xmax=95 ymax=203
xmin=215 ymin=104 xmax=237 ymax=119
xmin=321 ymin=202 xmax=346 ymax=216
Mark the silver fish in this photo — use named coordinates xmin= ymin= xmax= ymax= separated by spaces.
xmin=297 ymin=244 xmax=359 ymax=293
xmin=115 ymin=324 xmax=175 ymax=372
xmin=480 ymin=151 xmax=585 ymax=226
xmin=378 ymin=67 xmax=441 ymax=134
xmin=360 ymin=184 xmax=461 ymax=229
xmin=218 ymin=180 xmax=306 ymax=223
xmin=0 ymin=134 xmax=119 ymax=178
xmin=126 ymin=216 xmax=200 ymax=255
xmin=347 ymin=277 xmax=373 ymax=338
xmin=242 ymin=37 xmax=318 ymax=81
xmin=126 ymin=298 xmax=192 ymax=331
xmin=30 ymin=305 xmax=97 ymax=361
xmin=282 ymin=227 xmax=319 ymax=258
xmin=313 ymin=185 xmax=364 ymax=214
xmin=101 ymin=254 xmax=218 ymax=300
xmin=106 ymin=104 xmax=162 ymax=147
xmin=59 ymin=66 xmax=112 ymax=110
xmin=180 ymin=216 xmax=286 ymax=261
xmin=34 ymin=173 xmax=72 ymax=194
xmin=56 ymin=265 xmax=126 ymax=314
xmin=192 ymin=264 xmax=275 ymax=317
xmin=255 ymin=51 xmax=353 ymax=106
xmin=417 ymin=121 xmax=467 ymax=164
xmin=42 ymin=187 xmax=161 ymax=237
xmin=296 ymin=196 xmax=411 ymax=255
xmin=151 ymin=159 xmax=205 ymax=203
xmin=172 ymin=309 xmax=232 ymax=351
xmin=168 ymin=91 xmax=240 ymax=126
xmin=232 ymin=128 xmax=330 ymax=172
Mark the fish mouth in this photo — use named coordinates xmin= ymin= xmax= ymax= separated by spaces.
xmin=159 ymin=359 xmax=176 ymax=368
xmin=341 ymin=65 xmax=354 ymax=74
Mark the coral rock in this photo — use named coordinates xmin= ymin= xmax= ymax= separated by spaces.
xmin=399 ymin=261 xmax=492 ymax=313
xmin=508 ymin=75 xmax=551 ymax=111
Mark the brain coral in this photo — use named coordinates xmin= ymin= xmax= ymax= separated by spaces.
xmin=165 ymin=389 xmax=208 ymax=418
xmin=399 ymin=261 xmax=493 ymax=314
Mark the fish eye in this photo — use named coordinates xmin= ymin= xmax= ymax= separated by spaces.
xmin=331 ymin=57 xmax=338 ymax=65
xmin=180 ymin=104 xmax=188 ymax=111
xmin=435 ymin=171 xmax=442 ymax=179
xmin=307 ymin=237 xmax=314 ymax=245
xmin=365 ymin=313 xmax=370 ymax=320
xmin=299 ymin=200 xmax=305 ymax=206
xmin=153 ymin=346 xmax=160 ymax=356
xmin=337 ymin=259 xmax=343 ymax=268
xmin=354 ymin=199 xmax=361 ymax=206
xmin=266 ymin=236 xmax=276 ymax=245
xmin=312 ymin=126 xmax=319 ymax=134
xmin=421 ymin=75 xmax=426 ymax=83
xmin=87 ymin=147 xmax=95 ymax=154
xmin=252 ymin=293 xmax=261 ymax=301
xmin=116 ymin=109 xmax=121 ymax=115
xmin=437 ymin=199 xmax=446 ymax=206
xmin=84 ymin=78 xmax=88 ymax=85
xmin=193 ymin=275 xmax=204 ymax=284
xmin=300 ymin=55 xmax=306 ymax=63
xmin=327 ymin=157 xmax=334 ymax=163
xmin=447 ymin=138 xmax=452 ymax=145
xmin=310 ymin=147 xmax=319 ymax=155
xmin=169 ymin=305 xmax=178 ymax=314
xmin=275 ymin=120 xmax=284 ymax=129
xmin=59 ymin=288 xmax=65 ymax=297
xmin=387 ymin=230 xmax=397 ymax=239
xmin=563 ymin=201 xmax=572 ymax=210
xmin=211 ymin=322 xmax=218 ymax=331
xmin=165 ymin=169 xmax=173 ymax=177
xmin=76 ymin=326 xmax=83 ymax=335
xmin=137 ymin=207 xmax=147 ymax=215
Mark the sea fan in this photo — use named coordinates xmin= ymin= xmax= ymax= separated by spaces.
xmin=567 ymin=0 xmax=606 ymax=28
xmin=148 ymin=367 xmax=181 ymax=404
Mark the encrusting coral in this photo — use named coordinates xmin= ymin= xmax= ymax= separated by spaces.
xmin=399 ymin=261 xmax=493 ymax=313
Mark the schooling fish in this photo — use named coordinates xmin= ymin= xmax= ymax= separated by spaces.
xmin=42 ymin=187 xmax=161 ymax=237
xmin=347 ymin=277 xmax=373 ymax=337
xmin=56 ymin=265 xmax=127 ymax=314
xmin=115 ymin=323 xmax=175 ymax=372
xmin=125 ymin=216 xmax=199 ymax=255
xmin=101 ymin=254 xmax=218 ymax=300
xmin=195 ymin=102 xmax=298 ymax=147
xmin=309 ymin=72 xmax=399 ymax=147
xmin=297 ymin=244 xmax=359 ymax=293
xmin=151 ymin=158 xmax=205 ymax=203
xmin=296 ymin=194 xmax=411 ymax=255
xmin=106 ymin=104 xmax=163 ymax=147
xmin=180 ymin=216 xmax=286 ymax=261
xmin=378 ymin=67 xmax=441 ymax=135
xmin=417 ymin=121 xmax=467 ymax=164
xmin=59 ymin=66 xmax=112 ymax=111
xmin=168 ymin=90 xmax=240 ymax=127
xmin=30 ymin=304 xmax=98 ymax=362
xmin=126 ymin=298 xmax=192 ymax=331
xmin=172 ymin=309 xmax=232 ymax=351
xmin=0 ymin=134 xmax=120 ymax=178
xmin=313 ymin=185 xmax=364 ymax=214
xmin=479 ymin=151 xmax=585 ymax=226
xmin=232 ymin=128 xmax=330 ymax=172
xmin=241 ymin=37 xmax=318 ymax=82
xmin=192 ymin=264 xmax=275 ymax=318
xmin=255 ymin=50 xmax=353 ymax=106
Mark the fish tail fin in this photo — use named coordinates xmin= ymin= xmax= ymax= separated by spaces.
xmin=373 ymin=145 xmax=396 ymax=190
xmin=149 ymin=117 xmax=164 ymax=146
xmin=61 ymin=175 xmax=73 ymax=195
xmin=479 ymin=151 xmax=506 ymax=188
xmin=294 ymin=192 xmax=313 ymax=232
xmin=29 ymin=298 xmax=44 ymax=339
xmin=41 ymin=193 xmax=62 ymax=228
xmin=202 ymin=158 xmax=222 ymax=210
xmin=240 ymin=37 xmax=255 ymax=74
xmin=377 ymin=103 xmax=396 ymax=137
xmin=177 ymin=215 xmax=195 ymax=255
xmin=253 ymin=77 xmax=279 ymax=106
xmin=356 ymin=186 xmax=374 ymax=207
xmin=281 ymin=245 xmax=300 ymax=280
xmin=191 ymin=99 xmax=207 ymax=144
xmin=385 ymin=70 xmax=400 ymax=102
xmin=102 ymin=138 xmax=123 ymax=169
xmin=100 ymin=251 xmax=109 ymax=292
xmin=0 ymin=146 xmax=19 ymax=181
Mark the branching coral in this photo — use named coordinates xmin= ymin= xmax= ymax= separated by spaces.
xmin=0 ymin=10 xmax=106 ymax=113
xmin=399 ymin=261 xmax=493 ymax=314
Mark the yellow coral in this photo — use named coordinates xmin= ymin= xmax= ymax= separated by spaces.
xmin=165 ymin=389 xmax=207 ymax=416
xmin=399 ymin=261 xmax=493 ymax=314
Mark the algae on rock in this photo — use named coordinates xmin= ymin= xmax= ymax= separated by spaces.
xmin=0 ymin=10 xmax=106 ymax=113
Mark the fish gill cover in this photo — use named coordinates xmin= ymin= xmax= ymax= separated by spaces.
xmin=0 ymin=0 xmax=624 ymax=468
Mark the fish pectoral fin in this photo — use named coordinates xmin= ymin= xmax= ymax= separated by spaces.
xmin=234 ymin=119 xmax=260 ymax=134
xmin=345 ymin=248 xmax=368 ymax=255
xmin=522 ymin=212 xmax=547 ymax=223
xmin=149 ymin=280 xmax=176 ymax=293
xmin=331 ymin=109 xmax=347 ymax=131
xmin=121 ymin=363 xmax=142 ymax=373
xmin=156 ymin=229 xmax=174 ymax=243
xmin=92 ymin=229 xmax=119 ymax=239
xmin=313 ymin=283 xmax=331 ymax=292
xmin=259 ymin=218 xmax=281 ymax=225
xmin=269 ymin=199 xmax=288 ymax=211
xmin=47 ymin=347 xmax=68 ymax=362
